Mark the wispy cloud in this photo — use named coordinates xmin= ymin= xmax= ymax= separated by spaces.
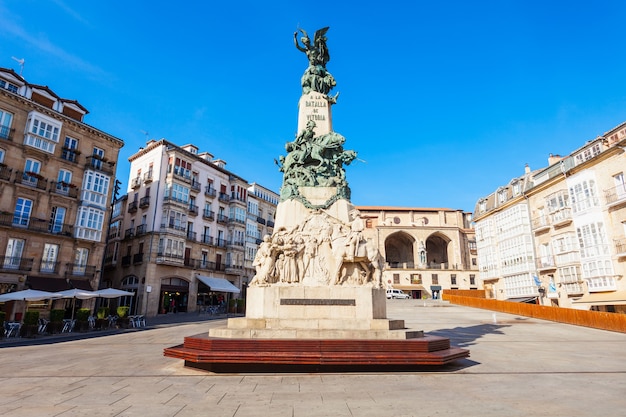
xmin=52 ymin=0 xmax=90 ymax=26
xmin=0 ymin=2 xmax=108 ymax=80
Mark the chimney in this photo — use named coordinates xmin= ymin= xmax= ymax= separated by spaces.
xmin=548 ymin=153 xmax=563 ymax=166
xmin=524 ymin=164 xmax=530 ymax=174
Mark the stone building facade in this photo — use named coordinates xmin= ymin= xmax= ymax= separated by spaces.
xmin=102 ymin=139 xmax=278 ymax=316
xmin=0 ymin=67 xmax=124 ymax=320
xmin=474 ymin=122 xmax=626 ymax=312
xmin=357 ymin=206 xmax=479 ymax=298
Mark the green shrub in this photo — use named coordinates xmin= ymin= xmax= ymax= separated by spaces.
xmin=75 ymin=308 xmax=91 ymax=322
xmin=117 ymin=306 xmax=130 ymax=318
xmin=50 ymin=309 xmax=65 ymax=323
xmin=23 ymin=311 xmax=40 ymax=325
xmin=96 ymin=307 xmax=109 ymax=319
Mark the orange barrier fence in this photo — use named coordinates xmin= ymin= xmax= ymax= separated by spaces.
xmin=442 ymin=294 xmax=626 ymax=333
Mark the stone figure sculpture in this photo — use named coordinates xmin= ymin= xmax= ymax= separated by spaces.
xmin=277 ymin=120 xmax=355 ymax=204
xmin=249 ymin=210 xmax=382 ymax=288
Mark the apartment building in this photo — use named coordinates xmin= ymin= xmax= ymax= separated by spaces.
xmin=357 ymin=206 xmax=479 ymax=298
xmin=0 ymin=67 xmax=124 ymax=319
xmin=102 ymin=139 xmax=278 ymax=316
xmin=474 ymin=122 xmax=626 ymax=312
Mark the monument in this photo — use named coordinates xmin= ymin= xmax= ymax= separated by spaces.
xmin=165 ymin=28 xmax=469 ymax=371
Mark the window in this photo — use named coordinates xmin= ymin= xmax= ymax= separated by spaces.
xmin=75 ymin=207 xmax=105 ymax=241
xmin=25 ymin=112 xmax=61 ymax=153
xmin=469 ymin=274 xmax=476 ymax=285
xmin=451 ymin=274 xmax=457 ymax=285
xmin=431 ymin=274 xmax=439 ymax=285
xmin=166 ymin=183 xmax=189 ymax=203
xmin=13 ymin=197 xmax=32 ymax=226
xmin=3 ymin=238 xmax=25 ymax=269
xmin=57 ymin=169 xmax=72 ymax=194
xmin=0 ymin=80 xmax=18 ymax=93
xmin=574 ymin=143 xmax=601 ymax=165
xmin=82 ymin=170 xmax=110 ymax=207
xmin=23 ymin=158 xmax=42 ymax=185
xmin=479 ymin=200 xmax=487 ymax=213
xmin=41 ymin=244 xmax=59 ymax=273
xmin=0 ymin=148 xmax=4 ymax=163
xmin=570 ymin=179 xmax=599 ymax=213
xmin=61 ymin=136 xmax=79 ymax=162
xmin=498 ymin=189 xmax=507 ymax=204
xmin=613 ymin=172 xmax=626 ymax=200
xmin=0 ymin=108 xmax=13 ymax=140
xmin=49 ymin=206 xmax=66 ymax=233
xmin=512 ymin=181 xmax=521 ymax=196
xmin=92 ymin=147 xmax=105 ymax=169
xmin=74 ymin=248 xmax=89 ymax=275
xmin=393 ymin=273 xmax=400 ymax=284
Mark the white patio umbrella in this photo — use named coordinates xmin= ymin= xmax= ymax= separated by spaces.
xmin=94 ymin=288 xmax=135 ymax=298
xmin=0 ymin=289 xmax=62 ymax=302
xmin=94 ymin=288 xmax=135 ymax=312
xmin=57 ymin=289 xmax=99 ymax=321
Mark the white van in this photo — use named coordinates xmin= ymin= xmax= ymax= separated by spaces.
xmin=386 ymin=289 xmax=410 ymax=299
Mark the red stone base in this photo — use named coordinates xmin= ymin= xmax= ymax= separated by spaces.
xmin=164 ymin=334 xmax=470 ymax=373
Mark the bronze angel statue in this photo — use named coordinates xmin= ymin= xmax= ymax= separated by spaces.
xmin=294 ymin=27 xmax=330 ymax=68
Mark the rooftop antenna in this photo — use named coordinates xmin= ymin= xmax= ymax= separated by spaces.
xmin=11 ymin=56 xmax=25 ymax=76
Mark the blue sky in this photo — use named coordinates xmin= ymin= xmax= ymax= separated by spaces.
xmin=2 ymin=1 xmax=626 ymax=212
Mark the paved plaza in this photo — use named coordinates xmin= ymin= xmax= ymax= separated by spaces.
xmin=1 ymin=300 xmax=625 ymax=417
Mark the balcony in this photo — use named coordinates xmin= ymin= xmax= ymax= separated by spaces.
xmin=130 ymin=177 xmax=142 ymax=189
xmin=218 ymin=193 xmax=230 ymax=202
xmin=85 ymin=156 xmax=115 ymax=175
xmin=186 ymin=231 xmax=197 ymax=241
xmin=202 ymin=209 xmax=215 ymax=221
xmin=60 ymin=147 xmax=80 ymax=163
xmin=532 ymin=216 xmax=550 ymax=233
xmin=16 ymin=170 xmax=47 ymax=191
xmin=200 ymin=234 xmax=214 ymax=245
xmin=0 ymin=125 xmax=15 ymax=141
xmin=136 ymin=224 xmax=147 ymax=236
xmin=604 ymin=184 xmax=626 ymax=208
xmin=267 ymin=220 xmax=275 ymax=228
xmin=0 ymin=212 xmax=73 ymax=236
xmin=550 ymin=208 xmax=572 ymax=227
xmin=124 ymin=228 xmax=134 ymax=239
xmin=156 ymin=253 xmax=185 ymax=266
xmin=536 ymin=256 xmax=556 ymax=271
xmin=159 ymin=222 xmax=186 ymax=236
xmin=139 ymin=196 xmax=150 ymax=208
xmin=172 ymin=167 xmax=192 ymax=183
xmin=50 ymin=181 xmax=79 ymax=198
xmin=0 ymin=164 xmax=12 ymax=181
xmin=257 ymin=216 xmax=266 ymax=225
xmin=127 ymin=201 xmax=138 ymax=213
xmin=190 ymin=180 xmax=201 ymax=192
xmin=0 ymin=256 xmax=34 ymax=272
xmin=216 ymin=238 xmax=227 ymax=248
xmin=216 ymin=214 xmax=228 ymax=224
xmin=188 ymin=205 xmax=199 ymax=216
xmin=615 ymin=237 xmax=626 ymax=258
xmin=194 ymin=259 xmax=217 ymax=271
xmin=64 ymin=263 xmax=96 ymax=278
xmin=121 ymin=255 xmax=131 ymax=267
xmin=205 ymin=186 xmax=216 ymax=197
xmin=133 ymin=253 xmax=144 ymax=264
xmin=143 ymin=171 xmax=154 ymax=183
xmin=39 ymin=260 xmax=60 ymax=274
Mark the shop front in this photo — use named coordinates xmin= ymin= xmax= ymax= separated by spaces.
xmin=159 ymin=277 xmax=189 ymax=314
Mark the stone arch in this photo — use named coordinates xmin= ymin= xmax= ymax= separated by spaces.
xmin=425 ymin=233 xmax=450 ymax=267
xmin=384 ymin=231 xmax=416 ymax=268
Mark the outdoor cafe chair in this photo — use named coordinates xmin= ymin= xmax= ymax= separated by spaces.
xmin=38 ymin=318 xmax=49 ymax=334
xmin=5 ymin=322 xmax=20 ymax=338
xmin=62 ymin=319 xmax=75 ymax=333
xmin=135 ymin=315 xmax=146 ymax=327
xmin=88 ymin=315 xmax=96 ymax=329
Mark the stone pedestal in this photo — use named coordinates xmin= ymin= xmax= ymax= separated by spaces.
xmin=297 ymin=92 xmax=333 ymax=136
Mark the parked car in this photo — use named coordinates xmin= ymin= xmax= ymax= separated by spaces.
xmin=386 ymin=289 xmax=410 ymax=299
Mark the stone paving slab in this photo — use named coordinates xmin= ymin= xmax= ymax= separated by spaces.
xmin=0 ymin=300 xmax=625 ymax=416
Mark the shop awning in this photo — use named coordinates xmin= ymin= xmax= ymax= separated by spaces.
xmin=196 ymin=275 xmax=240 ymax=293
xmin=572 ymin=291 xmax=626 ymax=306
xmin=505 ymin=297 xmax=538 ymax=303
xmin=26 ymin=276 xmax=94 ymax=292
